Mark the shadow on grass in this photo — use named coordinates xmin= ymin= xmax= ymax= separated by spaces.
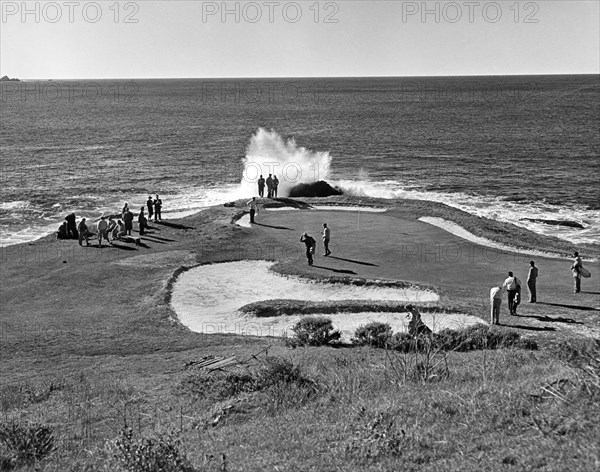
xmin=143 ymin=235 xmax=177 ymax=242
xmin=255 ymin=222 xmax=294 ymax=230
xmin=328 ymin=256 xmax=379 ymax=267
xmin=312 ymin=265 xmax=357 ymax=275
xmin=518 ymin=314 xmax=584 ymax=324
xmin=536 ymin=302 xmax=600 ymax=312
xmin=109 ymin=243 xmax=138 ymax=251
xmin=580 ymin=291 xmax=600 ymax=295
xmin=140 ymin=237 xmax=166 ymax=244
xmin=503 ymin=324 xmax=556 ymax=332
xmin=156 ymin=221 xmax=194 ymax=230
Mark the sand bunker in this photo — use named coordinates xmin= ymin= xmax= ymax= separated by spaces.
xmin=171 ymin=261 xmax=483 ymax=341
xmin=419 ymin=217 xmax=568 ymax=260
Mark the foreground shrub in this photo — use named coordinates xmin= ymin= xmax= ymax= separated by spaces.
xmin=257 ymin=357 xmax=320 ymax=410
xmin=352 ymin=322 xmax=393 ymax=348
xmin=388 ymin=324 xmax=536 ymax=353
xmin=113 ymin=428 xmax=197 ymax=472
xmin=555 ymin=338 xmax=600 ymax=398
xmin=177 ymin=371 xmax=259 ymax=402
xmin=434 ymin=324 xmax=527 ymax=351
xmin=0 ymin=421 xmax=55 ymax=470
xmin=292 ymin=316 xmax=341 ymax=346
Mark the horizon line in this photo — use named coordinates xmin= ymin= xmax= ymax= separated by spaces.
xmin=4 ymin=72 xmax=599 ymax=81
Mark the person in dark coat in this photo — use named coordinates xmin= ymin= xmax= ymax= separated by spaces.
xmin=65 ymin=213 xmax=78 ymax=239
xmin=77 ymin=218 xmax=90 ymax=246
xmin=138 ymin=207 xmax=147 ymax=235
xmin=257 ymin=175 xmax=265 ymax=197
xmin=123 ymin=208 xmax=134 ymax=235
xmin=154 ymin=195 xmax=162 ymax=222
xmin=146 ymin=196 xmax=154 ymax=221
xmin=300 ymin=232 xmax=316 ymax=266
xmin=266 ymin=174 xmax=273 ymax=198
xmin=57 ymin=222 xmax=68 ymax=239
xmin=527 ymin=261 xmax=538 ymax=302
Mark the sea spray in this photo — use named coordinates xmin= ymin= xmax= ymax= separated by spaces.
xmin=240 ymin=128 xmax=332 ymax=197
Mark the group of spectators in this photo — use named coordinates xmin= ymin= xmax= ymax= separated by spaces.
xmin=489 ymin=252 xmax=586 ymax=325
xmin=257 ymin=174 xmax=279 ymax=198
xmin=58 ymin=195 xmax=164 ymax=247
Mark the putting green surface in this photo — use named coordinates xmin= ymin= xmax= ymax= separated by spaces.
xmin=256 ymin=208 xmax=599 ymax=311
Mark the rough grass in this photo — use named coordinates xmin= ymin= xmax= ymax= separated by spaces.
xmin=239 ymin=299 xmax=454 ymax=317
xmin=2 ymin=342 xmax=599 ymax=471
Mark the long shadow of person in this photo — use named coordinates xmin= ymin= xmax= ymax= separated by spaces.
xmin=255 ymin=222 xmax=294 ymax=230
xmin=536 ymin=302 xmax=600 ymax=311
xmin=328 ymin=256 xmax=379 ymax=267
xmin=312 ymin=265 xmax=357 ymax=275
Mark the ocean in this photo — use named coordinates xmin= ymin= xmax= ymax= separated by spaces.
xmin=1 ymin=75 xmax=599 ymax=247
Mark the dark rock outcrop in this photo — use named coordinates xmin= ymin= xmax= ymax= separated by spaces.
xmin=0 ymin=75 xmax=20 ymax=82
xmin=288 ymin=180 xmax=343 ymax=198
xmin=521 ymin=218 xmax=584 ymax=229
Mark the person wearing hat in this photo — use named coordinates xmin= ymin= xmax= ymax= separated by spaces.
xmin=146 ymin=196 xmax=154 ymax=221
xmin=571 ymin=251 xmax=583 ymax=293
xmin=300 ymin=232 xmax=316 ymax=266
xmin=527 ymin=261 xmax=538 ymax=302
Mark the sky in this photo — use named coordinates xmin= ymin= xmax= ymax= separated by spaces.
xmin=1 ymin=0 xmax=599 ymax=79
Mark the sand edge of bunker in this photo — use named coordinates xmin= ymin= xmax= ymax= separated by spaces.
xmin=165 ymin=260 xmax=494 ymax=343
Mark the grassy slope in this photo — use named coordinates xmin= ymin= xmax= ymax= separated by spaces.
xmin=1 ymin=197 xmax=599 ymax=471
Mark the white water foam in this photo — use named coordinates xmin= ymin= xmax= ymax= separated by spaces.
xmin=239 ymin=128 xmax=332 ymax=197
xmin=333 ymin=179 xmax=600 ymax=246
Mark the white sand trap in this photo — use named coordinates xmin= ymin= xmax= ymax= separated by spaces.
xmin=419 ymin=217 xmax=568 ymax=260
xmin=171 ymin=261 xmax=483 ymax=341
xmin=236 ymin=214 xmax=252 ymax=227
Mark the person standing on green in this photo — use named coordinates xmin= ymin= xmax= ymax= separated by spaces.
xmin=527 ymin=261 xmax=538 ymax=303
xmin=300 ymin=232 xmax=316 ymax=266
xmin=502 ymin=271 xmax=521 ymax=316
xmin=123 ymin=208 xmax=134 ymax=236
xmin=489 ymin=286 xmax=503 ymax=325
xmin=571 ymin=251 xmax=583 ymax=293
xmin=322 ymin=223 xmax=331 ymax=256
xmin=154 ymin=195 xmax=162 ymax=222
xmin=146 ymin=196 xmax=154 ymax=221
xmin=257 ymin=175 xmax=265 ymax=197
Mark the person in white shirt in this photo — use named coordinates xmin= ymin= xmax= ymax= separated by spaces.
xmin=489 ymin=286 xmax=503 ymax=325
xmin=502 ymin=271 xmax=521 ymax=316
xmin=322 ymin=223 xmax=331 ymax=256
xmin=246 ymin=197 xmax=259 ymax=224
xmin=97 ymin=216 xmax=109 ymax=247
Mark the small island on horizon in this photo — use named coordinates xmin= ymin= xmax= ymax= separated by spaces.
xmin=0 ymin=75 xmax=21 ymax=82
